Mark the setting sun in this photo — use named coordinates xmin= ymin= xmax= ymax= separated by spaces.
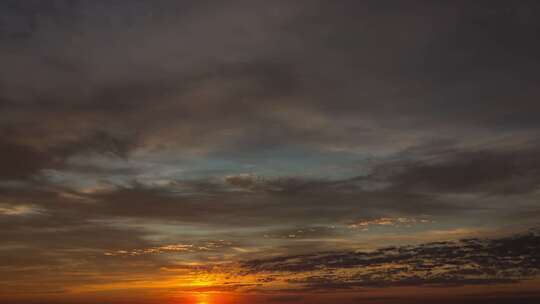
xmin=195 ymin=293 xmax=213 ymax=304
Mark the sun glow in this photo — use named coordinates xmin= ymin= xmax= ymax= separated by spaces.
xmin=190 ymin=277 xmax=216 ymax=287
xmin=195 ymin=293 xmax=212 ymax=304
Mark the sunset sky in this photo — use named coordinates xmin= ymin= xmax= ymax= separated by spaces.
xmin=1 ymin=1 xmax=540 ymax=303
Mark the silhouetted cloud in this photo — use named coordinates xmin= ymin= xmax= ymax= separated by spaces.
xmin=242 ymin=229 xmax=540 ymax=290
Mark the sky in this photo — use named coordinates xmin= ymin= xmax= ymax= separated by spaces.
xmin=1 ymin=1 xmax=540 ymax=303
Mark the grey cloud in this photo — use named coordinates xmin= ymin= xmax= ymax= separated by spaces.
xmin=84 ymin=181 xmax=455 ymax=226
xmin=0 ymin=170 xmax=461 ymax=231
xmin=375 ymin=143 xmax=540 ymax=195
xmin=1 ymin=0 xmax=538 ymax=166
xmin=0 ymin=139 xmax=54 ymax=180
xmin=225 ymin=174 xmax=336 ymax=194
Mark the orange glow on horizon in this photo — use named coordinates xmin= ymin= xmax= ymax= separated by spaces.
xmin=196 ymin=293 xmax=210 ymax=304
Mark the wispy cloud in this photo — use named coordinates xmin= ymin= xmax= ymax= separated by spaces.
xmin=0 ymin=203 xmax=42 ymax=216
xmin=347 ymin=216 xmax=434 ymax=230
xmin=104 ymin=240 xmax=233 ymax=257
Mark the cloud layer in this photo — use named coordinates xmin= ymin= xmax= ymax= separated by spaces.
xmin=1 ymin=1 xmax=540 ymax=303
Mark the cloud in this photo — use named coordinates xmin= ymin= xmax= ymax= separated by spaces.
xmin=104 ymin=240 xmax=233 ymax=257
xmin=347 ymin=216 xmax=434 ymax=230
xmin=241 ymin=229 xmax=540 ymax=290
xmin=262 ymin=226 xmax=340 ymax=240
xmin=1 ymin=0 xmax=538 ymax=169
xmin=376 ymin=143 xmax=540 ymax=195
xmin=0 ymin=139 xmax=53 ymax=180
xmin=0 ymin=203 xmax=42 ymax=216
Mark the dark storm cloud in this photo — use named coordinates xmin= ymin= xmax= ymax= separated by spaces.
xmin=0 ymin=0 xmax=304 ymax=162
xmin=54 ymin=130 xmax=138 ymax=159
xmin=371 ymin=141 xmax=540 ymax=195
xmin=0 ymin=0 xmax=538 ymax=164
xmin=0 ymin=138 xmax=53 ymax=180
xmin=241 ymin=229 xmax=540 ymax=290
xmin=0 ymin=128 xmax=136 ymax=182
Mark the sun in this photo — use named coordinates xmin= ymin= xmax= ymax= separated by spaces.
xmin=195 ymin=293 xmax=212 ymax=304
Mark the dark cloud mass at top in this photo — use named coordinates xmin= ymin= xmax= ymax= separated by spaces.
xmin=1 ymin=1 xmax=540 ymax=303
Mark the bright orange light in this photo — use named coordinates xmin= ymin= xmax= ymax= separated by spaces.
xmin=196 ymin=293 xmax=211 ymax=304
